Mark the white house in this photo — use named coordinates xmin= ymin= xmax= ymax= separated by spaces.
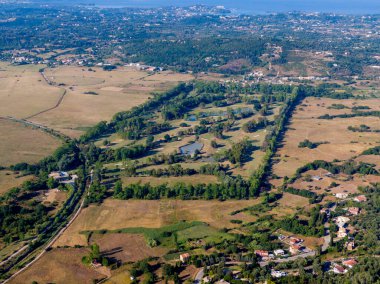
xmin=335 ymin=216 xmax=350 ymax=227
xmin=274 ymin=249 xmax=285 ymax=256
xmin=271 ymin=270 xmax=287 ymax=278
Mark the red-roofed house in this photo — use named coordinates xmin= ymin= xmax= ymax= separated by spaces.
xmin=255 ymin=250 xmax=269 ymax=258
xmin=289 ymin=244 xmax=302 ymax=255
xmin=289 ymin=237 xmax=303 ymax=245
xmin=354 ymin=195 xmax=367 ymax=203
xmin=342 ymin=259 xmax=358 ymax=269
xmin=180 ymin=253 xmax=190 ymax=263
xmin=348 ymin=207 xmax=360 ymax=216
xmin=333 ymin=264 xmax=347 ymax=274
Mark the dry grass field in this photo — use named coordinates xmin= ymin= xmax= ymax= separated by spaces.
xmin=268 ymin=192 xmax=310 ymax=218
xmin=271 ymin=97 xmax=380 ymax=184
xmin=0 ymin=170 xmax=33 ymax=195
xmin=9 ymin=248 xmax=108 ymax=284
xmin=104 ymin=266 xmax=132 ymax=284
xmin=90 ymin=233 xmax=168 ymax=263
xmin=0 ymin=62 xmax=193 ymax=138
xmin=0 ymin=119 xmax=61 ymax=167
xmin=54 ymin=199 xmax=261 ymax=247
xmin=0 ymin=62 xmax=64 ymax=118
xmin=30 ymin=66 xmax=193 ymax=137
xmin=287 ymin=169 xmax=380 ymax=197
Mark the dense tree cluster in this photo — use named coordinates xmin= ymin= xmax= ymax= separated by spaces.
xmin=362 ymin=146 xmax=380 ymax=155
xmin=114 ymin=176 xmax=252 ymax=200
xmin=298 ymin=139 xmax=327 ymax=149
xmin=242 ymin=118 xmax=269 ymax=133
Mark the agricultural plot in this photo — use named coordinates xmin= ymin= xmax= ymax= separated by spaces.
xmin=0 ymin=62 xmax=63 ymax=118
xmin=271 ymin=97 xmax=380 ymax=186
xmin=89 ymin=233 xmax=167 ymax=263
xmin=54 ymin=199 xmax=261 ymax=247
xmin=9 ymin=248 xmax=108 ymax=284
xmin=30 ymin=66 xmax=193 ymax=137
xmin=0 ymin=119 xmax=61 ymax=167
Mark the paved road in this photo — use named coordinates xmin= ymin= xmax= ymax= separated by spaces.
xmin=0 ymin=244 xmax=29 ymax=268
xmin=2 ymin=177 xmax=90 ymax=284
xmin=194 ymin=268 xmax=204 ymax=283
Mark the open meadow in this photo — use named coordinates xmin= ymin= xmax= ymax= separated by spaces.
xmin=54 ymin=199 xmax=261 ymax=247
xmin=0 ymin=62 xmax=63 ymax=118
xmin=0 ymin=119 xmax=61 ymax=167
xmin=31 ymin=66 xmax=193 ymax=137
xmin=0 ymin=170 xmax=33 ymax=196
xmin=0 ymin=62 xmax=193 ymax=138
xmin=271 ymin=97 xmax=380 ymax=186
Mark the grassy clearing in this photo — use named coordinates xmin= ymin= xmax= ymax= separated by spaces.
xmin=54 ymin=199 xmax=261 ymax=247
xmin=0 ymin=170 xmax=33 ymax=196
xmin=268 ymin=192 xmax=310 ymax=218
xmin=85 ymin=221 xmax=203 ymax=241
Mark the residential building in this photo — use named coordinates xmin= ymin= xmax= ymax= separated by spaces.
xmin=342 ymin=259 xmax=358 ymax=269
xmin=289 ymin=237 xmax=303 ymax=245
xmin=48 ymin=171 xmax=70 ymax=182
xmin=347 ymin=207 xmax=360 ymax=216
xmin=336 ymin=193 xmax=349 ymax=199
xmin=274 ymin=249 xmax=285 ymax=256
xmin=337 ymin=227 xmax=348 ymax=238
xmin=346 ymin=241 xmax=355 ymax=251
xmin=271 ymin=270 xmax=287 ymax=278
xmin=335 ymin=216 xmax=350 ymax=227
xmin=179 ymin=253 xmax=190 ymax=263
xmin=255 ymin=250 xmax=269 ymax=258
xmin=333 ymin=264 xmax=347 ymax=274
xmin=354 ymin=195 xmax=367 ymax=203
xmin=289 ymin=244 xmax=302 ymax=255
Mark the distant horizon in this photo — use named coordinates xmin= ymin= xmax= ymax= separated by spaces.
xmin=30 ymin=0 xmax=380 ymax=15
